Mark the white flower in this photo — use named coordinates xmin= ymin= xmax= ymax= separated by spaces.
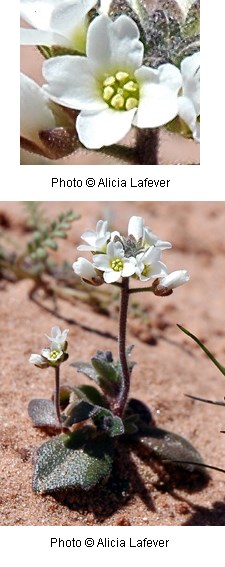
xmin=20 ymin=0 xmax=96 ymax=53
xmin=128 ymin=216 xmax=172 ymax=250
xmin=134 ymin=247 xmax=168 ymax=282
xmin=42 ymin=15 xmax=180 ymax=149
xmin=41 ymin=347 xmax=64 ymax=363
xmin=144 ymin=227 xmax=172 ymax=251
xmin=20 ymin=72 xmax=56 ymax=152
xmin=154 ymin=270 xmax=190 ymax=294
xmin=178 ymin=52 xmax=200 ymax=141
xmin=93 ymin=241 xmax=136 ymax=283
xmin=45 ymin=326 xmax=69 ymax=350
xmin=77 ymin=220 xmax=110 ymax=252
xmin=73 ymin=257 xmax=104 ymax=286
xmin=128 ymin=216 xmax=144 ymax=242
xmin=29 ymin=353 xmax=49 ymax=368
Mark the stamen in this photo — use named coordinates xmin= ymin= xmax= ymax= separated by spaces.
xmin=111 ymin=94 xmax=125 ymax=110
xmin=102 ymin=71 xmax=139 ymax=111
xmin=103 ymin=76 xmax=116 ymax=87
xmin=111 ymin=258 xmax=123 ymax=272
xmin=103 ymin=86 xmax=114 ymax=102
xmin=116 ymin=71 xmax=129 ymax=83
xmin=124 ymin=81 xmax=138 ymax=93
xmin=50 ymin=349 xmax=60 ymax=360
xmin=125 ymin=97 xmax=138 ymax=110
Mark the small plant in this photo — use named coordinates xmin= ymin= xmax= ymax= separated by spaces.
xmin=28 ymin=216 xmax=206 ymax=495
xmin=0 ymin=205 xmax=113 ymax=313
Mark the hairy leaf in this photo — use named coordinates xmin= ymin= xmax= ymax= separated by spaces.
xmin=32 ymin=429 xmax=114 ymax=493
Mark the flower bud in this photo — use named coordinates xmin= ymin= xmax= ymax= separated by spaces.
xmin=153 ymin=270 xmax=190 ymax=296
xmin=73 ymin=257 xmax=104 ymax=286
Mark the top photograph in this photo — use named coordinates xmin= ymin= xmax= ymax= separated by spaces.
xmin=20 ymin=0 xmax=200 ymax=165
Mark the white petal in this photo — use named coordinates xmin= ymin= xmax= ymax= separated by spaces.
xmin=93 ymin=254 xmax=110 ymax=270
xmin=50 ymin=0 xmax=96 ymax=50
xmin=73 ymin=258 xmax=97 ymax=279
xmin=20 ymin=73 xmax=55 ymax=145
xmin=20 ymin=27 xmax=68 ymax=46
xmin=121 ymin=259 xmax=136 ymax=277
xmin=29 ymin=353 xmax=46 ymax=365
xmin=178 ymin=96 xmax=197 ymax=136
xmin=43 ymin=56 xmax=106 ymax=111
xmin=87 ymin=15 xmax=143 ymax=75
xmin=181 ymin=52 xmax=200 ymax=115
xmin=158 ymin=63 xmax=182 ymax=94
xmin=157 ymin=270 xmax=190 ymax=290
xmin=20 ymin=0 xmax=58 ymax=29
xmin=77 ymin=107 xmax=136 ymax=149
xmin=134 ymin=67 xmax=178 ymax=127
xmin=128 ymin=216 xmax=144 ymax=241
xmin=103 ymin=270 xmax=121 ymax=283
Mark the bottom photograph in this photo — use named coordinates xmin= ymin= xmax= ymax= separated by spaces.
xmin=0 ymin=201 xmax=225 ymax=526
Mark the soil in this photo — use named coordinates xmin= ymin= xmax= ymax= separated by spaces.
xmin=0 ymin=201 xmax=225 ymax=526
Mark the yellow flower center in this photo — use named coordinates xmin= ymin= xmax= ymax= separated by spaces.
xmin=102 ymin=71 xmax=139 ymax=111
xmin=111 ymin=258 xmax=123 ymax=272
xmin=142 ymin=265 xmax=150 ymax=277
xmin=50 ymin=349 xmax=60 ymax=360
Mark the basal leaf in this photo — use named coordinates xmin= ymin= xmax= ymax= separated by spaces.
xmin=138 ymin=426 xmax=204 ymax=471
xmin=28 ymin=399 xmax=60 ymax=429
xmin=32 ymin=430 xmax=114 ymax=493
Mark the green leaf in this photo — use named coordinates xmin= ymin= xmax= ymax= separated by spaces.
xmin=43 ymin=238 xmax=58 ymax=250
xmin=32 ymin=429 xmax=114 ymax=493
xmin=73 ymin=385 xmax=107 ymax=407
xmin=70 ymin=361 xmax=99 ymax=383
xmin=28 ymin=399 xmax=60 ymax=429
xmin=137 ymin=426 xmax=204 ymax=471
xmin=62 ymin=400 xmax=94 ymax=427
xmin=91 ymin=407 xmax=124 ymax=437
xmin=178 ymin=325 xmax=225 ymax=376
xmin=91 ymin=354 xmax=119 ymax=383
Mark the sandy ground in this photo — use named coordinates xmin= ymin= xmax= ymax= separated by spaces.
xmin=0 ymin=201 xmax=225 ymax=526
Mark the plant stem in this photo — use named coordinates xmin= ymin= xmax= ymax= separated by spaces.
xmin=54 ymin=366 xmax=62 ymax=426
xmin=135 ymin=128 xmax=159 ymax=164
xmin=129 ymin=285 xmax=154 ymax=294
xmin=113 ymin=277 xmax=130 ymax=417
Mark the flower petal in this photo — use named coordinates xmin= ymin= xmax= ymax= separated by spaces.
xmin=128 ymin=216 xmax=144 ymax=241
xmin=76 ymin=107 xmax=136 ymax=149
xmin=20 ymin=0 xmax=58 ymax=29
xmin=178 ymin=96 xmax=197 ymax=137
xmin=20 ymin=73 xmax=55 ymax=145
xmin=158 ymin=63 xmax=182 ymax=94
xmin=43 ymin=56 xmax=106 ymax=111
xmin=87 ymin=15 xmax=143 ymax=75
xmin=20 ymin=27 xmax=68 ymax=46
xmin=181 ymin=52 xmax=200 ymax=115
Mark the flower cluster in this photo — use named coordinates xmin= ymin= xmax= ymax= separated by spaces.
xmin=29 ymin=326 xmax=69 ymax=368
xmin=73 ymin=216 xmax=189 ymax=292
xmin=20 ymin=0 xmax=200 ymax=161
